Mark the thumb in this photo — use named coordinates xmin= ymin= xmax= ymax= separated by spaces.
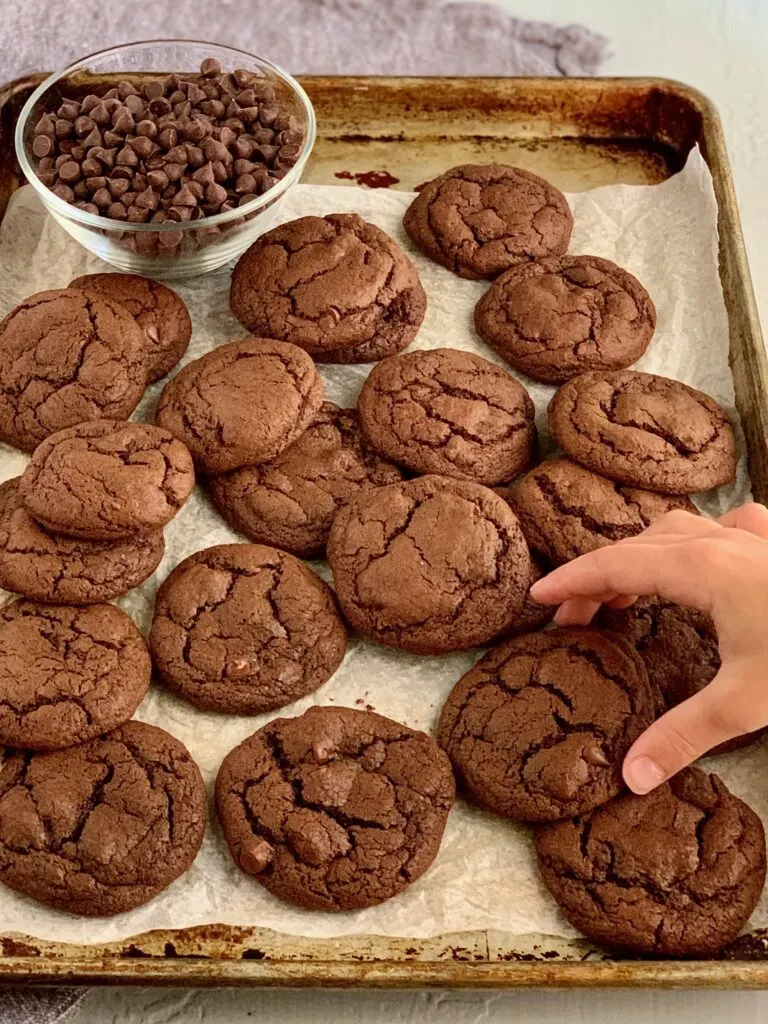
xmin=622 ymin=669 xmax=752 ymax=794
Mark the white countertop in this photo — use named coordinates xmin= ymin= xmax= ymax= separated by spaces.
xmin=68 ymin=1 xmax=768 ymax=1020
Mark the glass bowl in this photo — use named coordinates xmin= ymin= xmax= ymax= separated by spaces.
xmin=15 ymin=40 xmax=316 ymax=279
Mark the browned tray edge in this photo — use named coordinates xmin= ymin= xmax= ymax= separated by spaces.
xmin=0 ymin=74 xmax=767 ymax=988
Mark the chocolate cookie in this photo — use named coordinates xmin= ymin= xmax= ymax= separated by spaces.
xmin=505 ymin=457 xmax=698 ymax=565
xmin=148 ymin=543 xmax=347 ymax=714
xmin=596 ymin=597 xmax=763 ymax=756
xmin=549 ymin=370 xmax=738 ymax=494
xmin=209 ymin=403 xmax=404 ymax=558
xmin=505 ymin=553 xmax=555 ymax=636
xmin=474 ymin=255 xmax=656 ymax=384
xmin=0 ymin=720 xmax=206 ymax=916
xmin=70 ymin=273 xmax=192 ymax=382
xmin=0 ymin=599 xmax=150 ymax=750
xmin=215 ymin=705 xmax=455 ymax=910
xmin=357 ymin=348 xmax=537 ymax=485
xmin=229 ymin=214 xmax=427 ymax=363
xmin=0 ymin=478 xmax=164 ymax=605
xmin=19 ymin=420 xmax=195 ymax=541
xmin=0 ymin=289 xmax=148 ymax=452
xmin=155 ymin=338 xmax=324 ymax=474
xmin=403 ymin=164 xmax=573 ymax=280
xmin=535 ymin=767 xmax=766 ymax=955
xmin=438 ymin=627 xmax=655 ymax=822
xmin=327 ymin=474 xmax=532 ymax=654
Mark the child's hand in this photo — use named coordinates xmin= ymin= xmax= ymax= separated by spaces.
xmin=529 ymin=502 xmax=768 ymax=795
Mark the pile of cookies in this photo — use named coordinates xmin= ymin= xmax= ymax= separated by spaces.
xmin=0 ymin=160 xmax=763 ymax=956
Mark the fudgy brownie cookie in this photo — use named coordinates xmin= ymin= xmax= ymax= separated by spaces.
xmin=70 ymin=273 xmax=192 ymax=382
xmin=216 ymin=705 xmax=455 ymax=910
xmin=549 ymin=370 xmax=737 ymax=494
xmin=327 ymin=474 xmax=532 ymax=654
xmin=0 ymin=599 xmax=150 ymax=750
xmin=474 ymin=255 xmax=656 ymax=384
xmin=597 ymin=596 xmax=763 ymax=756
xmin=438 ymin=628 xmax=655 ymax=822
xmin=156 ymin=338 xmax=324 ymax=474
xmin=0 ymin=721 xmax=206 ymax=916
xmin=209 ymin=403 xmax=404 ymax=558
xmin=0 ymin=289 xmax=148 ymax=452
xmin=148 ymin=543 xmax=347 ymax=714
xmin=0 ymin=478 xmax=164 ymax=604
xmin=20 ymin=420 xmax=195 ymax=540
xmin=535 ymin=767 xmax=766 ymax=955
xmin=505 ymin=457 xmax=698 ymax=565
xmin=229 ymin=214 xmax=427 ymax=363
xmin=357 ymin=348 xmax=537 ymax=485
xmin=403 ymin=164 xmax=573 ymax=280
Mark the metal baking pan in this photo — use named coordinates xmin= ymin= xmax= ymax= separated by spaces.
xmin=0 ymin=73 xmax=767 ymax=988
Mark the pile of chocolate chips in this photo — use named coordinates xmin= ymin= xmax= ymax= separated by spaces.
xmin=30 ymin=57 xmax=305 ymax=233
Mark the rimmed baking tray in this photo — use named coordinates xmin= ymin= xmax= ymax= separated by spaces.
xmin=0 ymin=73 xmax=767 ymax=988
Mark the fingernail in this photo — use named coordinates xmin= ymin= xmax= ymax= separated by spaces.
xmin=529 ymin=580 xmax=546 ymax=599
xmin=624 ymin=755 xmax=667 ymax=795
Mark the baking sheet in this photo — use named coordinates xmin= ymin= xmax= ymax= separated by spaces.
xmin=0 ymin=147 xmax=762 ymax=946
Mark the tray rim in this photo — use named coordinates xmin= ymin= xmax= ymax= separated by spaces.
xmin=0 ymin=72 xmax=767 ymax=989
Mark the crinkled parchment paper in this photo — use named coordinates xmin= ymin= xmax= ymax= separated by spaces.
xmin=0 ymin=148 xmax=763 ymax=944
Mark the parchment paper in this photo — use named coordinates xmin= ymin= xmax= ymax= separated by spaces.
xmin=0 ymin=148 xmax=763 ymax=945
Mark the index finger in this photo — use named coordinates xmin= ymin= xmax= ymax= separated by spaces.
xmin=529 ymin=538 xmax=717 ymax=615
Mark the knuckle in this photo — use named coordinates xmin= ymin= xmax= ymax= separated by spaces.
xmin=657 ymin=720 xmax=703 ymax=762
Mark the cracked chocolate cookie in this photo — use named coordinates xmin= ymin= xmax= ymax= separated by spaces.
xmin=0 ymin=289 xmax=148 ymax=452
xmin=70 ymin=273 xmax=192 ymax=383
xmin=403 ymin=164 xmax=573 ymax=280
xmin=327 ymin=474 xmax=532 ymax=654
xmin=549 ymin=370 xmax=738 ymax=494
xmin=357 ymin=348 xmax=537 ymax=485
xmin=19 ymin=420 xmax=195 ymax=541
xmin=438 ymin=627 xmax=655 ymax=822
xmin=229 ymin=213 xmax=427 ymax=363
xmin=596 ymin=596 xmax=763 ymax=756
xmin=474 ymin=255 xmax=656 ymax=384
xmin=155 ymin=338 xmax=324 ymax=474
xmin=209 ymin=403 xmax=404 ymax=558
xmin=148 ymin=543 xmax=347 ymax=714
xmin=216 ymin=705 xmax=455 ymax=910
xmin=504 ymin=457 xmax=698 ymax=565
xmin=505 ymin=552 xmax=555 ymax=636
xmin=0 ymin=599 xmax=150 ymax=750
xmin=535 ymin=767 xmax=766 ymax=955
xmin=0 ymin=478 xmax=164 ymax=605
xmin=0 ymin=720 xmax=206 ymax=916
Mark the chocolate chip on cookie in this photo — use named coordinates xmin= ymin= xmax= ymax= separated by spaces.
xmin=70 ymin=273 xmax=192 ymax=382
xmin=327 ymin=474 xmax=532 ymax=654
xmin=535 ymin=767 xmax=766 ymax=955
xmin=404 ymin=164 xmax=573 ymax=280
xmin=357 ymin=348 xmax=537 ymax=485
xmin=0 ymin=289 xmax=148 ymax=452
xmin=0 ymin=599 xmax=150 ymax=750
xmin=438 ymin=627 xmax=655 ymax=822
xmin=0 ymin=720 xmax=206 ymax=916
xmin=155 ymin=338 xmax=324 ymax=474
xmin=216 ymin=705 xmax=455 ymax=910
xmin=474 ymin=255 xmax=656 ymax=384
xmin=548 ymin=370 xmax=738 ymax=494
xmin=0 ymin=478 xmax=164 ymax=605
xmin=504 ymin=457 xmax=698 ymax=565
xmin=19 ymin=420 xmax=195 ymax=540
xmin=596 ymin=596 xmax=764 ymax=756
xmin=230 ymin=214 xmax=427 ymax=363
xmin=148 ymin=543 xmax=347 ymax=714
xmin=209 ymin=403 xmax=404 ymax=558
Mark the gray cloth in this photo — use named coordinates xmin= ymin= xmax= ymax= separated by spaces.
xmin=0 ymin=2 xmax=606 ymax=1022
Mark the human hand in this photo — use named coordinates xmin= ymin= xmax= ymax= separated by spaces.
xmin=529 ymin=502 xmax=768 ymax=795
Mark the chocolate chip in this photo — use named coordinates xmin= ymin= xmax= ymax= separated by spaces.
xmin=582 ymin=744 xmax=611 ymax=767
xmin=277 ymin=144 xmax=301 ymax=166
xmin=149 ymin=97 xmax=171 ymax=116
xmin=32 ymin=135 xmax=54 ymax=158
xmin=74 ymin=115 xmax=96 ymax=136
xmin=168 ymin=89 xmax=186 ymax=107
xmin=192 ymin=162 xmax=215 ymax=185
xmin=147 ymin=169 xmax=169 ymax=190
xmin=158 ymin=228 xmax=184 ymax=249
xmin=253 ymin=144 xmax=278 ymax=164
xmin=55 ymin=118 xmax=73 ymax=138
xmin=211 ymin=160 xmax=228 ymax=183
xmin=34 ymin=113 xmax=56 ymax=137
xmin=113 ymin=111 xmax=135 ymax=134
xmin=145 ymin=81 xmax=164 ymax=101
xmin=169 ymin=205 xmax=193 ymax=221
xmin=37 ymin=156 xmax=54 ymax=172
xmin=132 ymin=173 xmax=149 ymax=191
xmin=151 ymin=210 xmax=169 ymax=223
xmin=233 ymin=137 xmax=254 ymax=160
xmin=54 ymin=154 xmax=70 ymax=170
xmin=132 ymin=185 xmax=157 ymax=211
xmin=239 ymin=107 xmax=260 ymax=125
xmin=173 ymin=100 xmax=192 ymax=119
xmin=238 ymin=193 xmax=257 ymax=207
xmin=125 ymin=94 xmax=145 ymax=117
xmin=223 ymin=118 xmax=245 ymax=132
xmin=37 ymin=170 xmax=57 ymax=186
xmin=80 ymin=95 xmax=100 ymax=114
xmin=108 ymin=177 xmax=130 ymax=197
xmin=118 ymin=81 xmax=140 ymax=98
xmin=58 ymin=160 xmax=81 ymax=183
xmin=82 ymin=127 xmax=103 ymax=149
xmin=252 ymin=126 xmax=275 ymax=145
xmin=107 ymin=202 xmax=127 ymax=220
xmin=136 ymin=119 xmax=158 ymax=138
xmin=111 ymin=166 xmax=134 ymax=181
xmin=187 ymin=83 xmax=207 ymax=106
xmin=157 ymin=126 xmax=178 ymax=148
xmin=77 ymin=202 xmax=99 ymax=215
xmin=103 ymin=129 xmax=124 ymax=148
xmin=278 ymin=129 xmax=304 ymax=147
xmin=131 ymin=135 xmax=155 ymax=159
xmin=201 ymin=99 xmax=226 ymax=118
xmin=259 ymin=105 xmax=279 ymax=127
xmin=73 ymin=180 xmax=89 ymax=199
xmin=205 ymin=181 xmax=228 ymax=207
xmin=186 ymin=145 xmax=205 ymax=168
xmin=165 ymin=162 xmax=186 ymax=182
xmin=200 ymin=137 xmax=226 ymax=162
xmin=91 ymin=187 xmax=111 ymax=208
xmin=200 ymin=57 xmax=222 ymax=77
xmin=103 ymin=88 xmax=119 ymax=101
xmin=90 ymin=102 xmax=110 ymax=125
xmin=116 ymin=145 xmax=139 ymax=167
xmin=127 ymin=205 xmax=150 ymax=223
xmin=235 ymin=173 xmax=257 ymax=194
xmin=185 ymin=180 xmax=204 ymax=200
xmin=57 ymin=101 xmax=79 ymax=121
xmin=174 ymin=183 xmax=198 ymax=207
xmin=81 ymin=157 xmax=102 ymax=177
